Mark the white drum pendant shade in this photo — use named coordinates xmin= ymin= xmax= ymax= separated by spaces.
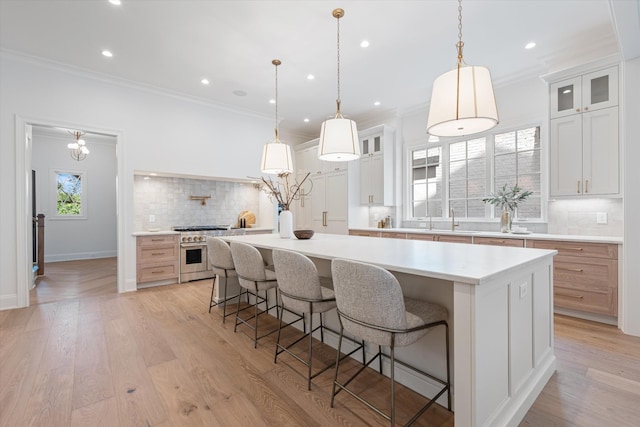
xmin=318 ymin=117 xmax=360 ymax=161
xmin=261 ymin=140 xmax=293 ymax=174
xmin=427 ymin=64 xmax=498 ymax=137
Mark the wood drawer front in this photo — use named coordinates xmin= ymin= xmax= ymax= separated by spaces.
xmin=406 ymin=233 xmax=436 ymax=241
xmin=529 ymin=239 xmax=617 ymax=259
xmin=137 ymin=262 xmax=179 ymax=283
xmin=381 ymin=232 xmax=407 ymax=239
xmin=473 ymin=237 xmax=525 ymax=247
xmin=554 ymin=257 xmax=617 ymax=291
xmin=554 ymin=286 xmax=617 ymax=316
xmin=137 ymin=234 xmax=179 ymax=246
xmin=438 ymin=235 xmax=473 ymax=244
xmin=137 ymin=244 xmax=178 ymax=263
xmin=349 ymin=230 xmax=381 ymax=237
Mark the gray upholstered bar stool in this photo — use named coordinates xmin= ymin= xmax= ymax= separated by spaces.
xmin=230 ymin=241 xmax=281 ymax=348
xmin=330 ymin=258 xmax=451 ymax=426
xmin=206 ymin=236 xmax=238 ymax=323
xmin=272 ymin=249 xmax=365 ymax=390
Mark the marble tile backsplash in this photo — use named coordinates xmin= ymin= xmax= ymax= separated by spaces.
xmin=547 ymin=198 xmax=623 ymax=236
xmin=369 ymin=206 xmax=396 ymax=228
xmin=134 ymin=175 xmax=261 ymax=231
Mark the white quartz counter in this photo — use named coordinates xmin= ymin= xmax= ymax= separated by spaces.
xmin=222 ymin=233 xmax=555 ymax=286
xmin=351 ymin=227 xmax=623 ymax=245
xmin=132 ymin=230 xmax=180 ymax=236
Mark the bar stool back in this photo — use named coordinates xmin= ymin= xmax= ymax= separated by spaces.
xmin=206 ymin=237 xmax=237 ymax=322
xmin=330 ymin=258 xmax=451 ymax=426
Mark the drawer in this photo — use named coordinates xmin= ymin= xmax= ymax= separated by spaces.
xmin=554 ymin=257 xmax=617 ymax=291
xmin=554 ymin=286 xmax=617 ymax=316
xmin=437 ymin=235 xmax=473 ymax=244
xmin=137 ymin=261 xmax=179 ymax=283
xmin=381 ymin=232 xmax=406 ymax=239
xmin=137 ymin=243 xmax=178 ymax=263
xmin=137 ymin=234 xmax=179 ymax=247
xmin=473 ymin=237 xmax=525 ymax=247
xmin=349 ymin=230 xmax=381 ymax=237
xmin=528 ymin=239 xmax=617 ymax=259
xmin=407 ymin=233 xmax=435 ymax=241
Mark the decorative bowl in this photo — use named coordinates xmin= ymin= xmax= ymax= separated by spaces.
xmin=294 ymin=229 xmax=314 ymax=240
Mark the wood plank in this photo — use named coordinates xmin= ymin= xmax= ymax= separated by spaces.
xmin=70 ymin=397 xmax=120 ymax=427
xmin=21 ymin=366 xmax=74 ymax=427
xmin=103 ymin=316 xmax=167 ymax=426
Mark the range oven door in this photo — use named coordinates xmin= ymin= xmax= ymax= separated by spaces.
xmin=180 ymin=244 xmax=207 ymax=274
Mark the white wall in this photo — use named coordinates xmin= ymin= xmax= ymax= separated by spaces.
xmin=32 ymin=130 xmax=117 ymax=261
xmin=0 ymin=52 xmax=275 ymax=308
xmin=622 ymin=57 xmax=640 ymax=336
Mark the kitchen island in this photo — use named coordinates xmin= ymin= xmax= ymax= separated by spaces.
xmin=222 ymin=233 xmax=557 ymax=427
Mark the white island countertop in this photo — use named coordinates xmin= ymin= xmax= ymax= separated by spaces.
xmin=222 ymin=232 xmax=556 ymax=286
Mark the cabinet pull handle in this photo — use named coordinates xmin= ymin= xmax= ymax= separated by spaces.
xmin=335 ymin=167 xmax=340 ymax=171
xmin=563 ymin=247 xmax=584 ymax=252
xmin=488 ymin=239 xmax=506 ymax=244
xmin=584 ymin=106 xmax=589 ymax=111
xmin=556 ymin=292 xmax=584 ymax=299
xmin=557 ymin=267 xmax=584 ymax=273
xmin=323 ymin=211 xmax=327 ymax=227
xmin=585 ymin=180 xmax=589 ymax=193
xmin=577 ymin=180 xmax=581 ymax=193
xmin=151 ymin=252 xmax=164 ymax=256
xmin=151 ymin=238 xmax=163 ymax=242
xmin=151 ymin=270 xmax=165 ymax=274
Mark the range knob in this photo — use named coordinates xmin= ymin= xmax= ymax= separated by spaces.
xmin=187 ymin=236 xmax=193 ymax=242
xmin=181 ymin=237 xmax=187 ymax=242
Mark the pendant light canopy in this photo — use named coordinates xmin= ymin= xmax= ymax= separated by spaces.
xmin=318 ymin=8 xmax=360 ymax=162
xmin=261 ymin=59 xmax=293 ymax=175
xmin=427 ymin=0 xmax=498 ymax=137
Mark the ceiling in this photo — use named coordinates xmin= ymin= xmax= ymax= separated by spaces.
xmin=0 ymin=0 xmax=633 ymax=141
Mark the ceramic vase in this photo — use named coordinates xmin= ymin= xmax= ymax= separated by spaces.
xmin=279 ymin=210 xmax=294 ymax=239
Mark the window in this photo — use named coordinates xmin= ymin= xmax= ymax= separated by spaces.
xmin=54 ymin=171 xmax=86 ymax=218
xmin=448 ymin=137 xmax=486 ymax=218
xmin=493 ymin=127 xmax=541 ymax=219
xmin=411 ymin=147 xmax=442 ymax=217
xmin=407 ymin=125 xmax=542 ymax=221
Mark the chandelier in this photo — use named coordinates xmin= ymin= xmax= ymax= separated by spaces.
xmin=67 ymin=131 xmax=90 ymax=161
xmin=317 ymin=8 xmax=360 ymax=162
xmin=260 ymin=59 xmax=293 ymax=174
xmin=427 ymin=0 xmax=499 ymax=137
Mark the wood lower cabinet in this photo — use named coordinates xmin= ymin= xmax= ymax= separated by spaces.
xmin=381 ymin=232 xmax=407 ymax=239
xmin=136 ymin=234 xmax=179 ymax=285
xmin=349 ymin=230 xmax=382 ymax=237
xmin=474 ymin=237 xmax=525 ymax=247
xmin=527 ymin=239 xmax=618 ymax=316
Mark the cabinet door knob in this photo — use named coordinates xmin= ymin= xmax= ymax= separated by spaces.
xmin=584 ymin=106 xmax=589 ymax=111
xmin=576 ymin=108 xmax=581 ymax=112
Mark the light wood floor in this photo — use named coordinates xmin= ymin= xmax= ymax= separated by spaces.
xmin=2 ymin=269 xmax=639 ymax=426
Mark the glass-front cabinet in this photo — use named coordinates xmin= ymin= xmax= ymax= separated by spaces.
xmin=550 ymin=66 xmax=618 ymax=119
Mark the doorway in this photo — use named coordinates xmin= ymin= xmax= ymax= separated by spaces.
xmin=15 ymin=117 xmax=125 ymax=308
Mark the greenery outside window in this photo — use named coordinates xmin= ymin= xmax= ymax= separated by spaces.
xmin=53 ymin=170 xmax=86 ymax=218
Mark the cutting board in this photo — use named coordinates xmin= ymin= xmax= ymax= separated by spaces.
xmin=238 ymin=210 xmax=256 ymax=227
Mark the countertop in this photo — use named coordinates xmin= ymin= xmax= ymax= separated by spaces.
xmin=132 ymin=227 xmax=274 ymax=237
xmin=222 ymin=232 xmax=556 ymax=286
xmin=350 ymin=227 xmax=623 ymax=245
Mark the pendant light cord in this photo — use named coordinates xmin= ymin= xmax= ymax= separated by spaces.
xmin=336 ymin=13 xmax=341 ymax=107
xmin=272 ymin=59 xmax=281 ymax=141
xmin=457 ymin=0 xmax=464 ymax=65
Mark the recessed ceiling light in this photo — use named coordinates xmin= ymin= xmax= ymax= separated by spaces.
xmin=307 ymin=74 xmax=315 ymax=80
xmin=101 ymin=50 xmax=113 ymax=58
xmin=269 ymin=99 xmax=276 ymax=104
xmin=525 ymin=42 xmax=536 ymax=50
xmin=360 ymin=40 xmax=370 ymax=48
xmin=374 ymin=101 xmax=381 ymax=106
xmin=201 ymin=78 xmax=210 ymax=85
xmin=563 ymin=89 xmax=572 ymax=94
xmin=143 ymin=176 xmax=150 ymax=180
xmin=304 ymin=118 xmax=310 ymax=123
xmin=232 ymin=90 xmax=247 ymax=97
xmin=109 ymin=0 xmax=121 ymax=5
xmin=149 ymin=172 xmax=157 ymax=176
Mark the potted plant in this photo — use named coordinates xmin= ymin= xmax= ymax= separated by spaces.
xmin=482 ymin=184 xmax=533 ymax=233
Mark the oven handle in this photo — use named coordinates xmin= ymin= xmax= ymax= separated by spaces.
xmin=180 ymin=243 xmax=207 ymax=248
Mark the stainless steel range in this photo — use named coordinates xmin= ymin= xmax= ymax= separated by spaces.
xmin=172 ymin=225 xmax=237 ymax=282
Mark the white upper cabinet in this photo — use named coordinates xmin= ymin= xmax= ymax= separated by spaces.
xmin=548 ymin=65 xmax=619 ymax=197
xmin=550 ymin=66 xmax=618 ymax=119
xmin=358 ymin=125 xmax=395 ymax=205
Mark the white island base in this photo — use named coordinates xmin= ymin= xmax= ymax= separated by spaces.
xmin=222 ymin=233 xmax=557 ymax=427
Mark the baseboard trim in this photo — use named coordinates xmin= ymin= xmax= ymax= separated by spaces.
xmin=44 ymin=251 xmax=117 ymax=263
xmin=0 ymin=294 xmax=19 ymax=311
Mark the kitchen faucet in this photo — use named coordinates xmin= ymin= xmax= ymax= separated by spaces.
xmin=450 ymin=208 xmax=458 ymax=231
xmin=429 ymin=216 xmax=433 ymax=230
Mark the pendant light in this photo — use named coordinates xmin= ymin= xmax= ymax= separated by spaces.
xmin=261 ymin=59 xmax=293 ymax=174
xmin=318 ymin=8 xmax=360 ymax=162
xmin=67 ymin=131 xmax=89 ymax=161
xmin=427 ymin=0 xmax=499 ymax=137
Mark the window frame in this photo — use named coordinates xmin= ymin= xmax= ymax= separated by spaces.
xmin=51 ymin=169 xmax=87 ymax=220
xmin=405 ymin=123 xmax=544 ymax=222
